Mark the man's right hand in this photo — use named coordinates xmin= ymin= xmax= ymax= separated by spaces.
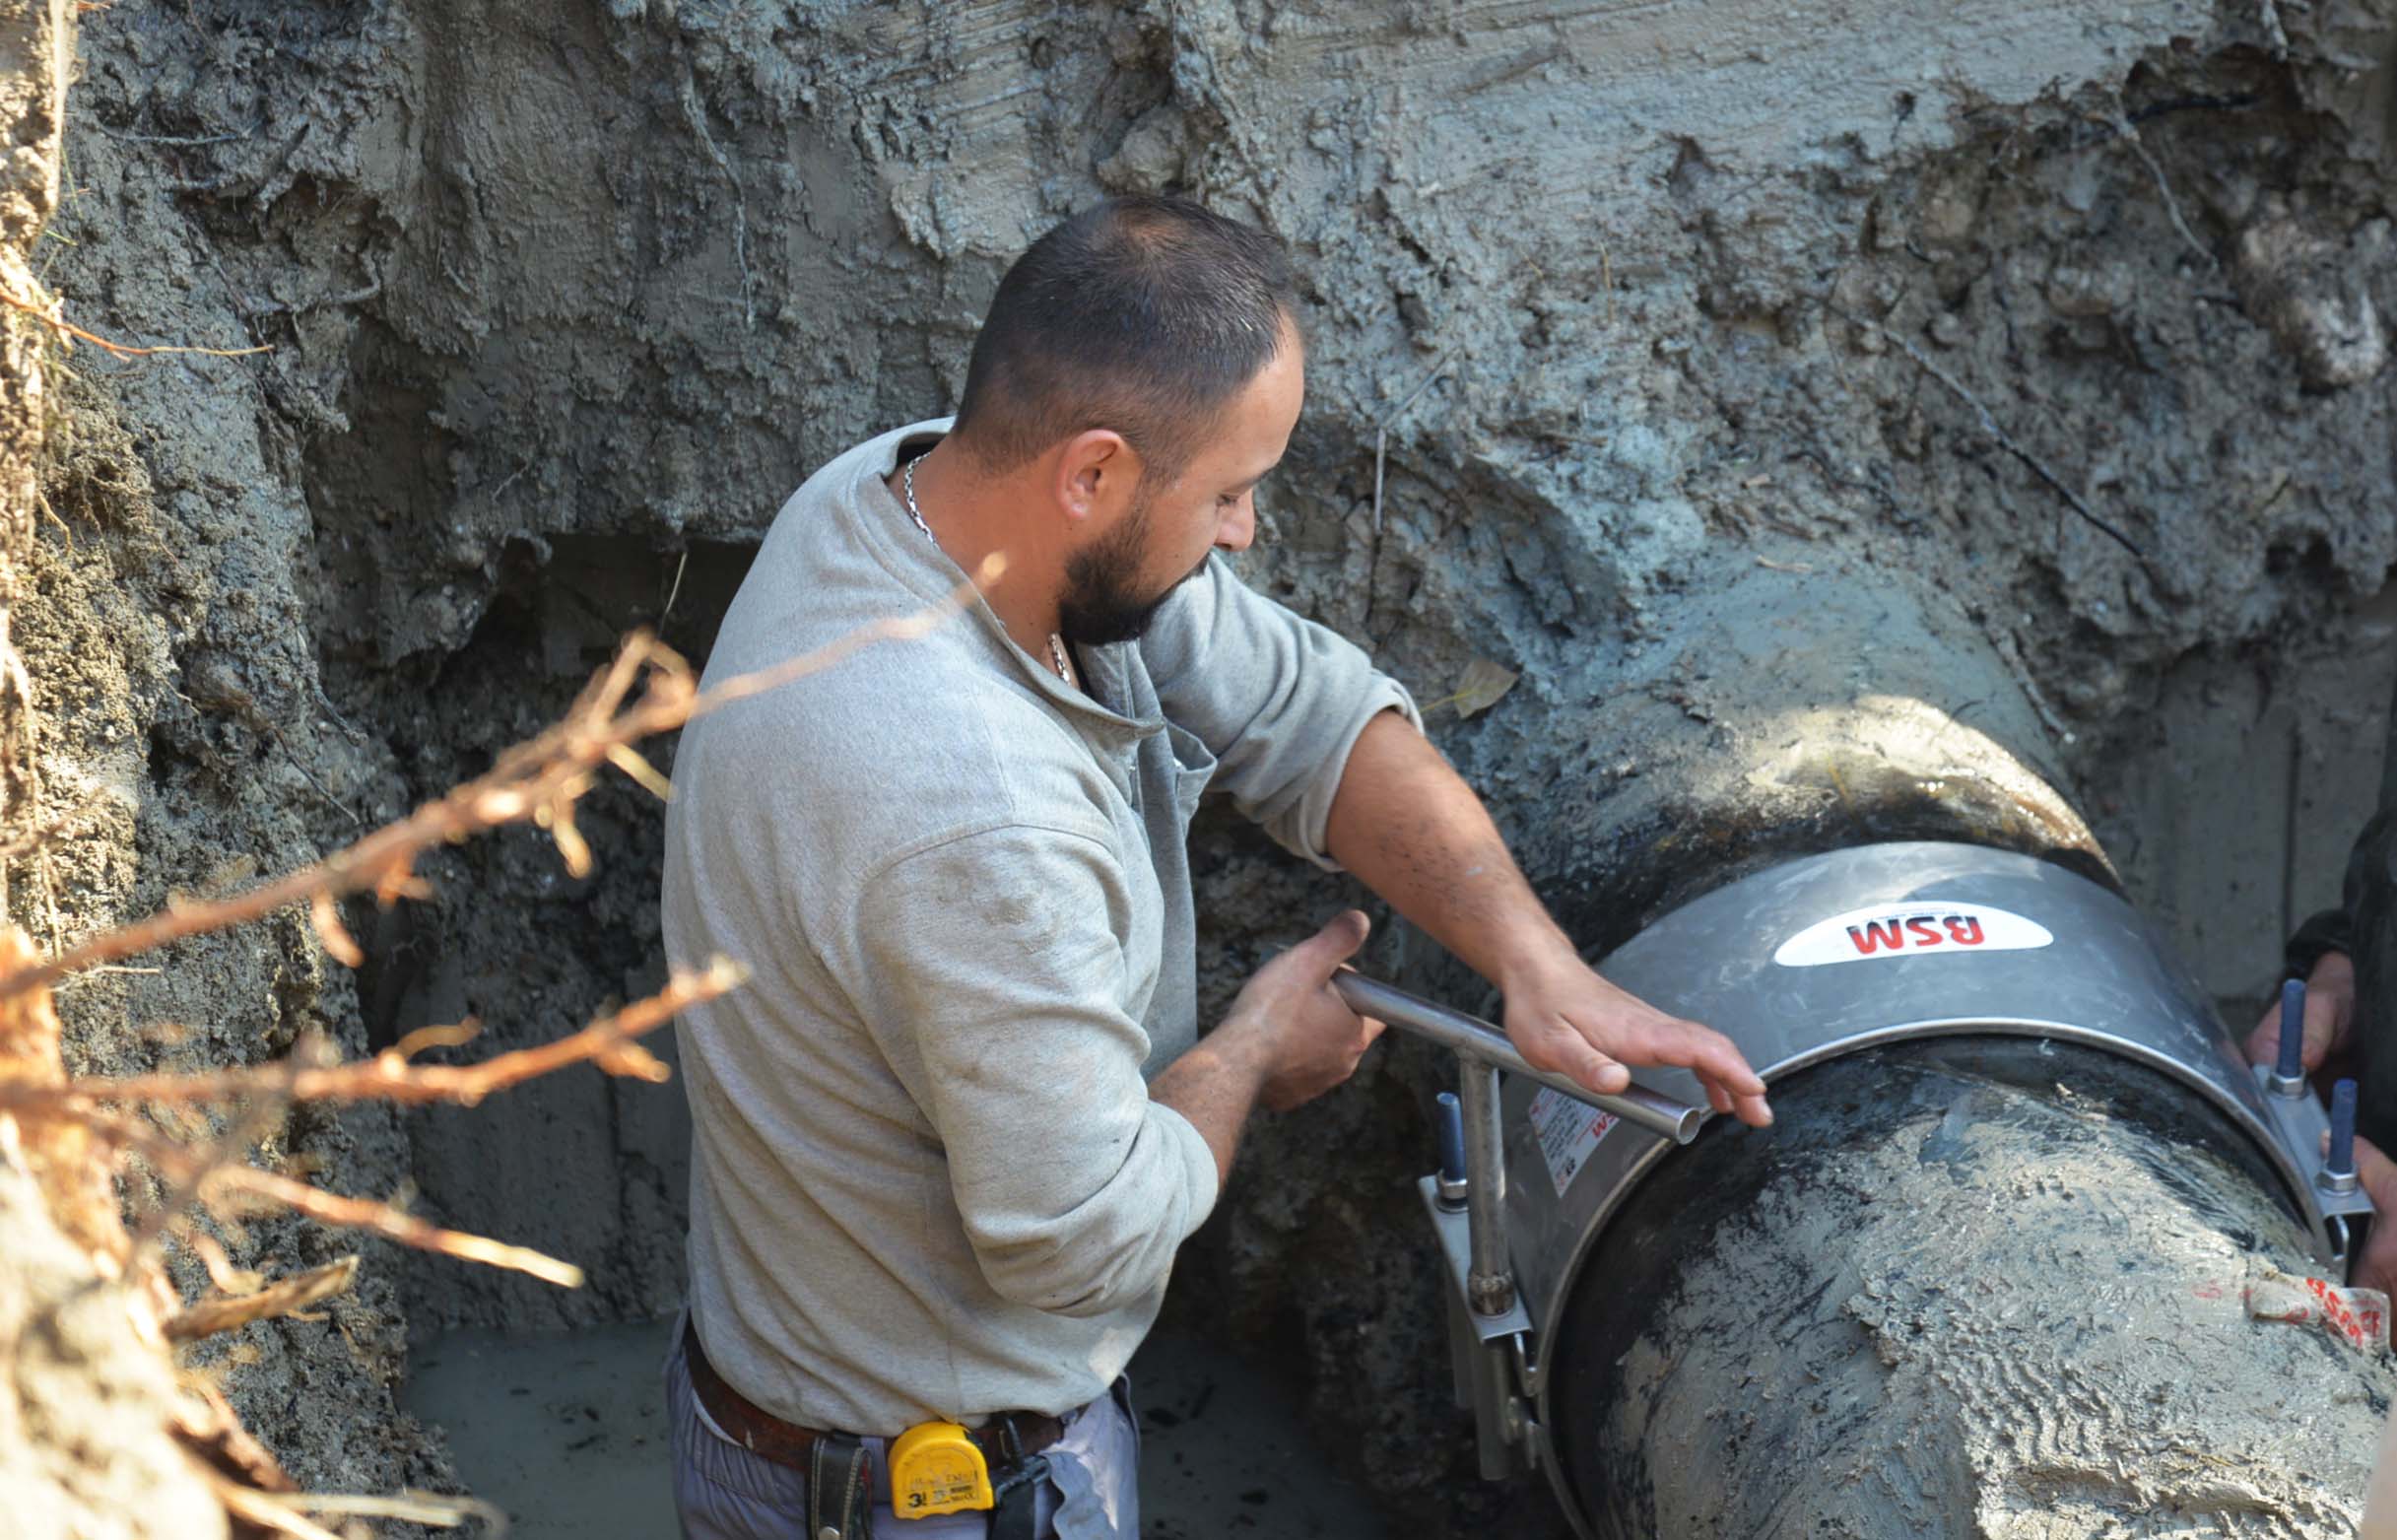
xmin=2351 ymin=1135 xmax=2397 ymax=1300
xmin=2244 ymin=951 xmax=2357 ymax=1073
xmin=1221 ymin=909 xmax=1386 ymax=1112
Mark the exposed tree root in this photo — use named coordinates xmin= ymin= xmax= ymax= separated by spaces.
xmin=0 ymin=284 xmax=271 ymax=361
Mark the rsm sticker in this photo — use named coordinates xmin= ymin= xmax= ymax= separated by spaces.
xmin=1529 ymin=1086 xmax=1619 ymax=1197
xmin=1771 ymin=902 xmax=2054 ymax=969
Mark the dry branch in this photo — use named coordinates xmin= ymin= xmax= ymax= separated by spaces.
xmin=217 ymin=1161 xmax=584 ymax=1285
xmin=210 ymin=1165 xmax=585 ymax=1290
xmin=277 ymin=1489 xmax=508 ymax=1533
xmin=1839 ymin=309 xmax=2151 ymax=572
xmin=219 ymin=1482 xmax=508 ymax=1536
xmin=0 ymin=558 xmax=996 ymax=1537
xmin=9 ymin=959 xmax=741 ymax=1116
xmin=165 ymin=1255 xmax=360 ymax=1342
xmin=212 ymin=1479 xmax=350 ymax=1540
xmin=2110 ymin=111 xmax=2214 ymax=270
xmin=0 ymin=553 xmax=1001 ymax=1003
xmin=63 ymin=1103 xmax=587 ymax=1288
xmin=0 ymin=286 xmax=272 ymax=361
xmin=13 ymin=965 xmax=743 ymax=1288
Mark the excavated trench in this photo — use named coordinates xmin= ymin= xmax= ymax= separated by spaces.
xmin=12 ymin=1 xmax=2397 ymax=1535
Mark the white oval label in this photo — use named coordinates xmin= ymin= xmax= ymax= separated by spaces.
xmin=1771 ymin=902 xmax=2054 ymax=969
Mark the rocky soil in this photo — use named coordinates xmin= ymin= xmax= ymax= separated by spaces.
xmin=8 ymin=0 xmax=2397 ymax=1533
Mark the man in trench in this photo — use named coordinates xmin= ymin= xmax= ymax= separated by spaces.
xmin=657 ymin=194 xmax=1773 ymax=1540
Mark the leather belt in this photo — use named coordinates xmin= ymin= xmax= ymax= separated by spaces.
xmin=680 ymin=1318 xmax=1067 ymax=1474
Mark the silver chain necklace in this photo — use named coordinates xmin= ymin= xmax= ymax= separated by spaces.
xmin=902 ymin=457 xmax=1076 ymax=688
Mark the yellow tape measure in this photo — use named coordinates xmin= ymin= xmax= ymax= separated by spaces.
xmin=888 ymin=1421 xmax=993 ymax=1518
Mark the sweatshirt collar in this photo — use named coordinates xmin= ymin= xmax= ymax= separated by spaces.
xmin=843 ymin=420 xmax=1160 ymax=747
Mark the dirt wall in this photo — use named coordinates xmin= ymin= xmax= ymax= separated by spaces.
xmin=17 ymin=0 xmax=2397 ymax=1529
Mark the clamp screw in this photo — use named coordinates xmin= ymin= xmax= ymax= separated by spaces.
xmin=2269 ymin=978 xmax=2308 ymax=1097
xmin=2322 ymin=1078 xmax=2361 ymax=1195
xmin=1434 ymin=1091 xmax=1468 ymax=1210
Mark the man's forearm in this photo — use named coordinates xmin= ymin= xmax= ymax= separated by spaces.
xmin=1150 ymin=1030 xmax=1269 ymax=1186
xmin=1150 ymin=909 xmax=1384 ymax=1183
xmin=1323 ymin=710 xmax=1570 ymax=988
xmin=1322 ymin=709 xmax=1771 ymax=1123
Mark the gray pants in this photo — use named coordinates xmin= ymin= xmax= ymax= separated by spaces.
xmin=663 ymin=1321 xmax=1141 ymax=1539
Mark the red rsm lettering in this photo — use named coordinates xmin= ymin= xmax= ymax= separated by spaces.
xmin=1846 ymin=913 xmax=1987 ymax=956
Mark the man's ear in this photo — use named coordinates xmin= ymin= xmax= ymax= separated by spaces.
xmin=1052 ymin=430 xmax=1140 ymax=529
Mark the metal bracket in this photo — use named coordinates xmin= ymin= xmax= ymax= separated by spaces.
xmin=2247 ymin=1064 xmax=2375 ymax=1260
xmin=1418 ymin=1175 xmax=1533 ymax=1342
xmin=1421 ymin=1167 xmax=1536 ymax=1481
xmin=1357 ymin=969 xmax=1688 ymax=1486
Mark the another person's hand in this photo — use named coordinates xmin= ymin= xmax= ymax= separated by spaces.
xmin=2351 ymin=1135 xmax=2397 ymax=1300
xmin=1499 ymin=946 xmax=1772 ymax=1128
xmin=1221 ymin=910 xmax=1386 ymax=1112
xmin=2245 ymin=951 xmax=2357 ymax=1073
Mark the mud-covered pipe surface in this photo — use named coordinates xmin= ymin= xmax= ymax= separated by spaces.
xmin=1550 ymin=1038 xmax=2393 ymax=1537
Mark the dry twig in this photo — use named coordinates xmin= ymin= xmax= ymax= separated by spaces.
xmin=0 ymin=556 xmax=1001 ymax=1003
xmin=212 ymin=1480 xmax=348 ymax=1540
xmin=58 ymin=1099 xmax=588 ymax=1286
xmin=1992 ymin=627 xmax=2080 ymax=749
xmin=165 ymin=1255 xmax=360 ymax=1342
xmin=1372 ymin=350 xmax=1452 ymax=534
xmin=12 ymin=958 xmax=742 ymax=1115
xmin=2103 ymin=107 xmax=2214 ymax=270
xmin=27 ymin=963 xmax=743 ymax=1288
xmin=0 ymin=553 xmax=992 ymax=1533
xmin=0 ymin=286 xmax=271 ymax=361
xmin=212 ymin=1166 xmax=585 ymax=1288
xmin=1841 ymin=310 xmax=2150 ymax=572
xmin=275 ymin=1489 xmax=508 ymax=1533
xmin=0 ymin=785 xmax=110 ymax=865
xmin=218 ymin=1482 xmax=508 ymax=1536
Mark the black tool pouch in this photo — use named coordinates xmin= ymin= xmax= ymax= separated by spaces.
xmin=987 ymin=1453 xmax=1048 ymax=1540
xmin=807 ymin=1433 xmax=875 ymax=1540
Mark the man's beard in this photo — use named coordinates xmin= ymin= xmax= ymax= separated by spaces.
xmin=1057 ymin=492 xmax=1203 ymax=647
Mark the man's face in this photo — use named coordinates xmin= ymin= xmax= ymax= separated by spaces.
xmin=1058 ymin=317 xmax=1305 ymax=647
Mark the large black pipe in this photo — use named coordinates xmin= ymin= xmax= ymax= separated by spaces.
xmin=1548 ymin=1038 xmax=2372 ymax=1537
xmin=1391 ymin=565 xmax=2393 ymax=1532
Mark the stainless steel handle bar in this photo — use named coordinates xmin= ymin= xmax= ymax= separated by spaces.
xmin=1332 ymin=971 xmax=1704 ymax=1145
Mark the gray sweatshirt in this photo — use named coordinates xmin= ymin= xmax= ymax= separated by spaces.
xmin=662 ymin=421 xmax=1417 ymax=1434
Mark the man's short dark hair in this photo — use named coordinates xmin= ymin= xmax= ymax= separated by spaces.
xmin=949 ymin=196 xmax=1299 ymax=482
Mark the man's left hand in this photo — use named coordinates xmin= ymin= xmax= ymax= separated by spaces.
xmin=2243 ymin=951 xmax=2356 ymax=1076
xmin=1500 ymin=948 xmax=1772 ymax=1128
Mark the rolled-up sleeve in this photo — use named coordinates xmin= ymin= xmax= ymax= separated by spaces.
xmin=2287 ymin=815 xmax=2382 ymax=977
xmin=844 ymin=825 xmax=1220 ymax=1318
xmin=1142 ymin=556 xmax=1421 ymax=869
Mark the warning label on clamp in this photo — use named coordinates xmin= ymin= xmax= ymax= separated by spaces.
xmin=1529 ymin=1086 xmax=1618 ymax=1197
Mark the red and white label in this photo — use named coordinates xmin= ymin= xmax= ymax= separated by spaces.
xmin=1771 ymin=902 xmax=2053 ymax=969
xmin=2245 ymin=1270 xmax=2391 ymax=1353
xmin=1528 ymin=1086 xmax=1619 ymax=1197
